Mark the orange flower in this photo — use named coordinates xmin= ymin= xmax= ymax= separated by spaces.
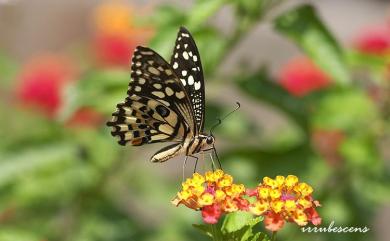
xmin=249 ymin=175 xmax=321 ymax=231
xmin=92 ymin=1 xmax=153 ymax=67
xmin=172 ymin=170 xmax=248 ymax=224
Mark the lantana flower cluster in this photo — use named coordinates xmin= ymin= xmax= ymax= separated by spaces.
xmin=172 ymin=170 xmax=249 ymax=224
xmin=248 ymin=175 xmax=322 ymax=231
xmin=173 ymin=170 xmax=321 ymax=232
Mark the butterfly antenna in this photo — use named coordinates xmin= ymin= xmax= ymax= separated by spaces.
xmin=210 ymin=102 xmax=241 ymax=136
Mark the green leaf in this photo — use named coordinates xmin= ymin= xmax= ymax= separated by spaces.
xmin=0 ymin=143 xmax=77 ymax=187
xmin=192 ymin=224 xmax=213 ymax=237
xmin=149 ymin=26 xmax=180 ymax=60
xmin=187 ymin=0 xmax=227 ymax=30
xmin=221 ymin=211 xmax=255 ymax=233
xmin=274 ymin=4 xmax=351 ymax=85
xmin=311 ymin=89 xmax=378 ymax=132
xmin=221 ymin=213 xmax=265 ymax=241
xmin=346 ymin=50 xmax=388 ymax=83
xmin=0 ymin=51 xmax=18 ymax=86
xmin=58 ymin=69 xmax=129 ymax=119
xmin=221 ymin=144 xmax=312 ymax=178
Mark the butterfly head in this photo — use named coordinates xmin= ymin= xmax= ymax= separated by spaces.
xmin=206 ymin=135 xmax=215 ymax=145
xmin=196 ymin=134 xmax=215 ymax=152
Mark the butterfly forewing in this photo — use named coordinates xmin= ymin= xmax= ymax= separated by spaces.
xmin=129 ymin=46 xmax=195 ymax=129
xmin=107 ymin=46 xmax=196 ymax=149
xmin=170 ymin=27 xmax=205 ymax=133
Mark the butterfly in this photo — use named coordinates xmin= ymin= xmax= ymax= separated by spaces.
xmin=107 ymin=27 xmax=218 ymax=164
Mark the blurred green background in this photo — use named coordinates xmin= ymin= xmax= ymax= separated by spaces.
xmin=1 ymin=0 xmax=390 ymax=240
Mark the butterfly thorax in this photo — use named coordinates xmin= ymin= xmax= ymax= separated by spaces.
xmin=184 ymin=134 xmax=215 ymax=156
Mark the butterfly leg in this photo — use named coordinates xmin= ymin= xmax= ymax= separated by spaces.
xmin=189 ymin=155 xmax=199 ymax=173
xmin=209 ymin=152 xmax=216 ymax=171
xmin=212 ymin=145 xmax=223 ymax=170
xmin=183 ymin=155 xmax=189 ymax=181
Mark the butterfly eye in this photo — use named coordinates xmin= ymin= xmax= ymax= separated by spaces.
xmin=206 ymin=136 xmax=214 ymax=145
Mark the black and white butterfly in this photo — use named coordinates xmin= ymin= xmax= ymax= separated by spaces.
xmin=107 ymin=27 xmax=218 ymax=164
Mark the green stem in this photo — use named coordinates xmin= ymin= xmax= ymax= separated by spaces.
xmin=271 ymin=231 xmax=277 ymax=241
xmin=211 ymin=224 xmax=221 ymax=241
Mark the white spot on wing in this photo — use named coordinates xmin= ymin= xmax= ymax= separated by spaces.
xmin=193 ymin=55 xmax=198 ymax=62
xmin=183 ymin=51 xmax=189 ymax=60
xmin=180 ymin=79 xmax=186 ymax=86
xmin=184 ymin=44 xmax=188 ymax=49
xmin=182 ymin=70 xmax=187 ymax=76
xmin=173 ymin=62 xmax=178 ymax=69
xmin=188 ymin=75 xmax=194 ymax=85
xmin=194 ymin=81 xmax=201 ymax=90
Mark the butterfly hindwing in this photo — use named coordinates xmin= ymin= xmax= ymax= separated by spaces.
xmin=107 ymin=95 xmax=187 ymax=146
xmin=170 ymin=27 xmax=205 ymax=133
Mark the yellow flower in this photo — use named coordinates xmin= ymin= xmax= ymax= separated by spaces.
xmin=205 ymin=171 xmax=217 ymax=182
xmin=250 ymin=201 xmax=269 ymax=215
xmin=222 ymin=198 xmax=239 ymax=212
xmin=263 ymin=177 xmax=277 ymax=188
xmin=182 ymin=181 xmax=191 ymax=191
xmin=275 ymin=175 xmax=285 ymax=187
xmin=293 ymin=210 xmax=308 ymax=226
xmin=297 ymin=182 xmax=313 ymax=196
xmin=215 ymin=190 xmax=226 ymax=201
xmin=298 ymin=198 xmax=312 ymax=209
xmin=258 ymin=186 xmax=270 ymax=199
xmin=178 ymin=190 xmax=191 ymax=200
xmin=198 ymin=193 xmax=214 ymax=206
xmin=284 ymin=200 xmax=296 ymax=212
xmin=192 ymin=185 xmax=205 ymax=196
xmin=226 ymin=184 xmax=245 ymax=198
xmin=270 ymin=189 xmax=281 ymax=200
xmin=214 ymin=169 xmax=225 ymax=180
xmin=271 ymin=200 xmax=284 ymax=213
xmin=285 ymin=175 xmax=299 ymax=188
xmin=218 ymin=174 xmax=233 ymax=188
xmin=192 ymin=173 xmax=205 ymax=185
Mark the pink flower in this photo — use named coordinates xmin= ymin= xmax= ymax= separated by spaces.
xmin=264 ymin=212 xmax=285 ymax=232
xmin=201 ymin=204 xmax=222 ymax=224
xmin=16 ymin=55 xmax=76 ymax=118
xmin=354 ymin=24 xmax=390 ymax=55
xmin=306 ymin=207 xmax=322 ymax=226
xmin=279 ymin=57 xmax=331 ymax=97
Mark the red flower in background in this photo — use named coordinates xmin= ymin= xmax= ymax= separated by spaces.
xmin=66 ymin=107 xmax=104 ymax=128
xmin=16 ymin=55 xmax=76 ymax=118
xmin=312 ymin=129 xmax=345 ymax=167
xmin=279 ymin=57 xmax=331 ymax=97
xmin=92 ymin=1 xmax=153 ymax=67
xmin=94 ymin=34 xmax=137 ymax=67
xmin=354 ymin=24 xmax=390 ymax=55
